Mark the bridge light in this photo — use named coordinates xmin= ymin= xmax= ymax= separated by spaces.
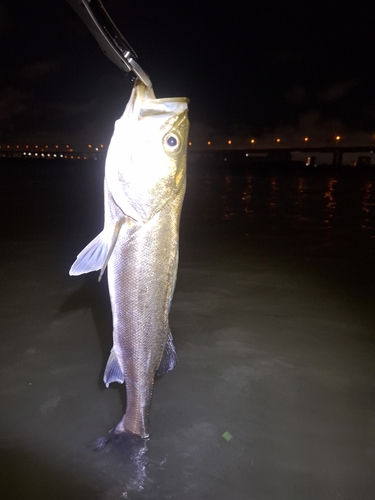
xmin=207 ymin=141 xmax=211 ymax=145
xmin=335 ymin=135 xmax=341 ymax=141
xmin=304 ymin=137 xmax=309 ymax=142
xmin=276 ymin=138 xmax=281 ymax=143
xmin=250 ymin=139 xmax=255 ymax=144
xmin=228 ymin=140 xmax=232 ymax=145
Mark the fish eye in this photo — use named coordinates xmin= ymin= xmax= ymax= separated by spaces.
xmin=163 ymin=133 xmax=181 ymax=153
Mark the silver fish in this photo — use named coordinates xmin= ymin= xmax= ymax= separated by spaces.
xmin=70 ymin=79 xmax=189 ymax=438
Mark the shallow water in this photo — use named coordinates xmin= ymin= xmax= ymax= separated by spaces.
xmin=0 ymin=159 xmax=374 ymax=499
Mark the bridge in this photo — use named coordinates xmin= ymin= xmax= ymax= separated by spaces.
xmin=1 ymin=145 xmax=374 ymax=166
xmin=0 ymin=149 xmax=104 ymax=161
xmin=188 ymin=146 xmax=375 ymax=166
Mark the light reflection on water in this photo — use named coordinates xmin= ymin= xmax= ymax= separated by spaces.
xmin=294 ymin=177 xmax=308 ymax=222
xmin=185 ymin=166 xmax=375 ymax=275
xmin=221 ymin=174 xmax=235 ymax=221
xmin=323 ymin=178 xmax=337 ymax=228
xmin=361 ymin=180 xmax=375 ymax=234
xmin=269 ymin=176 xmax=278 ymax=217
xmin=241 ymin=174 xmax=253 ymax=219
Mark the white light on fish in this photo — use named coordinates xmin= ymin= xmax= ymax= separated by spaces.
xmin=70 ymin=79 xmax=189 ymax=439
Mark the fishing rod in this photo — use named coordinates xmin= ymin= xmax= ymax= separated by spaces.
xmin=67 ymin=0 xmax=152 ymax=88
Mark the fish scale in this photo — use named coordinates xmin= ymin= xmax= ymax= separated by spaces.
xmin=109 ymin=187 xmax=185 ymax=437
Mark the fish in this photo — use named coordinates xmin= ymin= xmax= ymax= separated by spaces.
xmin=69 ymin=79 xmax=189 ymax=438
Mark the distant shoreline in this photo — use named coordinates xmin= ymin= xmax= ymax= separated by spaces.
xmin=1 ymin=156 xmax=375 ymax=172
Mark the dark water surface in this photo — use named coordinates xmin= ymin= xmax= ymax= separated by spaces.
xmin=0 ymin=159 xmax=374 ymax=499
xmin=184 ymin=164 xmax=375 ymax=302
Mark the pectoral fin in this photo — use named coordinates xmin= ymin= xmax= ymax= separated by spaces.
xmin=69 ymin=217 xmax=125 ymax=281
xmin=103 ymin=348 xmax=125 ymax=387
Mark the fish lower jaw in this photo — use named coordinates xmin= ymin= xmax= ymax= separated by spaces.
xmin=114 ymin=420 xmax=150 ymax=440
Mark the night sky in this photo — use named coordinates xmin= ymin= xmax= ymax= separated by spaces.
xmin=1 ymin=0 xmax=374 ymax=149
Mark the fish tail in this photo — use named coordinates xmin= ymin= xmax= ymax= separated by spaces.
xmin=156 ymin=331 xmax=177 ymax=378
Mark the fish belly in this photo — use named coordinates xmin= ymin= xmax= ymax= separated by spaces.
xmin=107 ymin=186 xmax=185 ymax=438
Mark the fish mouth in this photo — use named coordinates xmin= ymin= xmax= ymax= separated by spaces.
xmin=132 ymin=78 xmax=189 ymax=106
xmin=147 ymin=97 xmax=189 ymax=105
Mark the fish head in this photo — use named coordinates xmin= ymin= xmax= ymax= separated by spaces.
xmin=106 ymin=80 xmax=189 ymax=222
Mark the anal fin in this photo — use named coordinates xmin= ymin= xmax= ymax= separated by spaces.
xmin=104 ymin=348 xmax=125 ymax=387
xmin=156 ymin=331 xmax=177 ymax=378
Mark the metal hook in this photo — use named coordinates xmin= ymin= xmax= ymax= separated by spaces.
xmin=67 ymin=0 xmax=152 ymax=87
